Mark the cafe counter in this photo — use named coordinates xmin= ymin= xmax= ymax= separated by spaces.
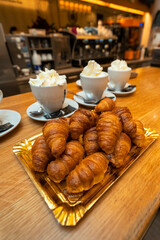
xmin=1 ymin=66 xmax=160 ymax=240
xmin=16 ymin=57 xmax=151 ymax=95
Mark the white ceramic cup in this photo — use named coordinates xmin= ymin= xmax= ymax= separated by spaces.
xmin=108 ymin=67 xmax=131 ymax=91
xmin=80 ymin=72 xmax=108 ymax=101
xmin=29 ymin=83 xmax=66 ymax=113
xmin=47 ymin=53 xmax=52 ymax=60
xmin=21 ymin=68 xmax=30 ymax=76
xmin=41 ymin=54 xmax=47 ymax=61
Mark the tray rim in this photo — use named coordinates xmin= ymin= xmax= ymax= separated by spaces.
xmin=13 ymin=128 xmax=158 ymax=226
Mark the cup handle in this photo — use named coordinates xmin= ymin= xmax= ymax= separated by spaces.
xmin=63 ymin=83 xmax=67 ymax=103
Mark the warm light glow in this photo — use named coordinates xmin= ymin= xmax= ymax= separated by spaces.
xmin=82 ymin=0 xmax=107 ymax=7
xmin=59 ymin=0 xmax=91 ymax=12
xmin=109 ymin=3 xmax=145 ymax=15
xmin=79 ymin=4 xmax=83 ymax=11
xmin=0 ymin=0 xmax=48 ymax=11
xmin=65 ymin=1 xmax=69 ymax=9
xmin=70 ymin=2 xmax=74 ymax=10
xmin=75 ymin=3 xmax=78 ymax=9
xmin=87 ymin=5 xmax=91 ymax=12
xmin=60 ymin=0 xmax=64 ymax=6
xmin=83 ymin=5 xmax=87 ymax=11
xmin=80 ymin=0 xmax=145 ymax=15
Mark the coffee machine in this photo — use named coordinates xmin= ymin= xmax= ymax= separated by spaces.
xmin=6 ymin=34 xmax=32 ymax=76
xmin=60 ymin=31 xmax=118 ymax=67
xmin=71 ymin=35 xmax=118 ymax=67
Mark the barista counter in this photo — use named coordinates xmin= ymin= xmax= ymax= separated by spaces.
xmin=1 ymin=66 xmax=160 ymax=240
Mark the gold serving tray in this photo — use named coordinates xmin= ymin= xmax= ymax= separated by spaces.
xmin=13 ymin=128 xmax=158 ymax=226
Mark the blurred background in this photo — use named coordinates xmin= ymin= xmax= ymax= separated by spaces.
xmin=0 ymin=0 xmax=160 ymax=96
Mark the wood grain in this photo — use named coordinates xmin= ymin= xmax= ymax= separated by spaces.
xmin=0 ymin=66 xmax=160 ymax=240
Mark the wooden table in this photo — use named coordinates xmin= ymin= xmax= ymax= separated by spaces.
xmin=1 ymin=66 xmax=160 ymax=240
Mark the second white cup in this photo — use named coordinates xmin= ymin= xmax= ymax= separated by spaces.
xmin=108 ymin=67 xmax=131 ymax=91
xmin=80 ymin=72 xmax=108 ymax=101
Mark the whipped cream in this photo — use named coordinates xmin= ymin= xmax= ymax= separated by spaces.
xmin=29 ymin=68 xmax=66 ymax=86
xmin=81 ymin=60 xmax=103 ymax=77
xmin=110 ymin=59 xmax=130 ymax=71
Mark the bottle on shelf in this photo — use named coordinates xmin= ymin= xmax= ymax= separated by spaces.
xmin=32 ymin=50 xmax=41 ymax=74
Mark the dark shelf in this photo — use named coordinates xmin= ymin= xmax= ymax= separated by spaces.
xmin=29 ymin=47 xmax=53 ymax=51
xmin=27 ymin=35 xmax=51 ymax=38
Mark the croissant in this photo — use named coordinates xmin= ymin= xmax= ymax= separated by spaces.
xmin=132 ymin=120 xmax=145 ymax=147
xmin=69 ymin=108 xmax=98 ymax=139
xmin=109 ymin=132 xmax=131 ymax=168
xmin=47 ymin=140 xmax=85 ymax=183
xmin=112 ymin=106 xmax=137 ymax=138
xmin=43 ymin=118 xmax=69 ymax=158
xmin=83 ymin=127 xmax=100 ymax=156
xmin=32 ymin=135 xmax=53 ymax=172
xmin=95 ymin=97 xmax=115 ymax=113
xmin=66 ymin=152 xmax=109 ymax=193
xmin=96 ymin=111 xmax=122 ymax=154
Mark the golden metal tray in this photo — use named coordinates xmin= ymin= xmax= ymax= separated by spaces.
xmin=13 ymin=128 xmax=158 ymax=226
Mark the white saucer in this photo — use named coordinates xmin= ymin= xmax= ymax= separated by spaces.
xmin=76 ymin=80 xmax=82 ymax=87
xmin=0 ymin=110 xmax=21 ymax=137
xmin=27 ymin=98 xmax=79 ymax=121
xmin=107 ymin=83 xmax=136 ymax=96
xmin=73 ymin=90 xmax=116 ymax=107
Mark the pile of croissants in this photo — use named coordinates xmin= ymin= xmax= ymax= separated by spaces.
xmin=31 ymin=97 xmax=145 ymax=194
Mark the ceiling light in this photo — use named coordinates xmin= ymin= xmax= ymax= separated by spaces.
xmin=80 ymin=0 xmax=145 ymax=15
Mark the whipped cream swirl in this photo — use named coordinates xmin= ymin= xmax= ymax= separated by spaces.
xmin=29 ymin=68 xmax=66 ymax=86
xmin=110 ymin=59 xmax=130 ymax=71
xmin=81 ymin=60 xmax=103 ymax=77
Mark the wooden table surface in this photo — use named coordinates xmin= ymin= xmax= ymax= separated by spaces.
xmin=0 ymin=66 xmax=160 ymax=240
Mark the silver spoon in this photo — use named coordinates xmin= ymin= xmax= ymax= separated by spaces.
xmin=67 ymin=90 xmax=103 ymax=104
xmin=67 ymin=90 xmax=114 ymax=104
